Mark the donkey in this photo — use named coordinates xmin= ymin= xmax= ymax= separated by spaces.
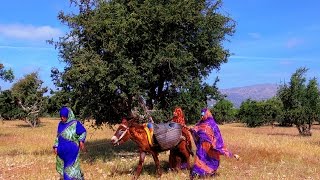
xmin=111 ymin=118 xmax=192 ymax=179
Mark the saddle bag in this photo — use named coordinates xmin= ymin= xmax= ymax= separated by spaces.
xmin=153 ymin=122 xmax=182 ymax=150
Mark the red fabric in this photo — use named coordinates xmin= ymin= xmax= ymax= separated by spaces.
xmin=172 ymin=107 xmax=186 ymax=125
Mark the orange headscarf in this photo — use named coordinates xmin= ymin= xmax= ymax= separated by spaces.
xmin=172 ymin=107 xmax=186 ymax=125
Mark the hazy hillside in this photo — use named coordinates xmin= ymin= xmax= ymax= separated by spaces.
xmin=218 ymin=83 xmax=279 ymax=108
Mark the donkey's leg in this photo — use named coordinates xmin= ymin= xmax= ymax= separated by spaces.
xmin=179 ymin=141 xmax=191 ymax=170
xmin=133 ymin=151 xmax=146 ymax=180
xmin=150 ymin=151 xmax=162 ymax=177
xmin=175 ymin=156 xmax=182 ymax=171
xmin=183 ymin=150 xmax=191 ymax=170
xmin=168 ymin=151 xmax=175 ymax=170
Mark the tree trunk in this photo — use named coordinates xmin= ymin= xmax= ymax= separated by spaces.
xmin=296 ymin=124 xmax=312 ymax=136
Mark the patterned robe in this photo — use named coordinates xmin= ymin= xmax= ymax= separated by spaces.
xmin=53 ymin=108 xmax=86 ymax=180
xmin=190 ymin=108 xmax=232 ymax=177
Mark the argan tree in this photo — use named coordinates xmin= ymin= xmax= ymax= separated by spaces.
xmin=11 ymin=72 xmax=48 ymax=127
xmin=212 ymin=99 xmax=235 ymax=124
xmin=237 ymin=99 xmax=264 ymax=127
xmin=51 ymin=0 xmax=235 ymax=124
xmin=277 ymin=67 xmax=320 ymax=136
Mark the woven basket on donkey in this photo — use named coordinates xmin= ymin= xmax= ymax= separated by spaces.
xmin=153 ymin=122 xmax=182 ymax=150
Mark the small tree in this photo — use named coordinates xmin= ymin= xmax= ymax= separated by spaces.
xmin=213 ymin=99 xmax=235 ymax=124
xmin=277 ymin=67 xmax=320 ymax=136
xmin=0 ymin=63 xmax=14 ymax=90
xmin=238 ymin=99 xmax=265 ymax=127
xmin=11 ymin=72 xmax=48 ymax=127
xmin=263 ymin=97 xmax=283 ymax=126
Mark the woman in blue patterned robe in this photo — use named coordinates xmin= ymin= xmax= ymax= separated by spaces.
xmin=53 ymin=106 xmax=87 ymax=180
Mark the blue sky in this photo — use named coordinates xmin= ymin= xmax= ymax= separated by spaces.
xmin=1 ymin=0 xmax=319 ymax=90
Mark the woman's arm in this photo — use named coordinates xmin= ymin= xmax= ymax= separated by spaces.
xmin=76 ymin=121 xmax=87 ymax=151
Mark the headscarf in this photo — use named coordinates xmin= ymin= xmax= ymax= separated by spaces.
xmin=172 ymin=107 xmax=186 ymax=125
xmin=200 ymin=108 xmax=213 ymax=121
xmin=59 ymin=106 xmax=76 ymax=123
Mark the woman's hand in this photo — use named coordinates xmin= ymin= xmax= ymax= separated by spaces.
xmin=234 ymin=154 xmax=240 ymax=160
xmin=79 ymin=141 xmax=86 ymax=152
xmin=53 ymin=148 xmax=57 ymax=155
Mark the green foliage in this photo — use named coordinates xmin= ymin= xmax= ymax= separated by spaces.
xmin=45 ymin=89 xmax=72 ymax=117
xmin=50 ymin=0 xmax=235 ymax=124
xmin=238 ymin=99 xmax=264 ymax=127
xmin=212 ymin=99 xmax=235 ymax=124
xmin=152 ymin=78 xmax=222 ymax=124
xmin=263 ymin=97 xmax=283 ymax=125
xmin=0 ymin=90 xmax=26 ymax=120
xmin=11 ymin=72 xmax=48 ymax=127
xmin=0 ymin=63 xmax=14 ymax=90
xmin=237 ymin=98 xmax=283 ymax=127
xmin=305 ymin=78 xmax=320 ymax=123
xmin=277 ymin=67 xmax=320 ymax=136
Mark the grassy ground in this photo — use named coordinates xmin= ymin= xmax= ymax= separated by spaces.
xmin=0 ymin=118 xmax=320 ymax=180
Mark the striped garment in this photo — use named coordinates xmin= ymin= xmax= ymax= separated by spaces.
xmin=53 ymin=107 xmax=86 ymax=180
xmin=190 ymin=108 xmax=233 ymax=178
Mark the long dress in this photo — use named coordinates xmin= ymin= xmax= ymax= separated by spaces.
xmin=170 ymin=107 xmax=192 ymax=169
xmin=190 ymin=109 xmax=233 ymax=177
xmin=53 ymin=111 xmax=86 ymax=180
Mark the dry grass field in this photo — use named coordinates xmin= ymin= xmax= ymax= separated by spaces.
xmin=1 ymin=118 xmax=320 ymax=180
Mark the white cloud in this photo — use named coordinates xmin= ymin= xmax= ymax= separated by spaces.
xmin=0 ymin=24 xmax=63 ymax=41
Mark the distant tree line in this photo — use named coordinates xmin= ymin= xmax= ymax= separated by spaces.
xmin=213 ymin=67 xmax=320 ymax=136
xmin=1 ymin=64 xmax=320 ymax=136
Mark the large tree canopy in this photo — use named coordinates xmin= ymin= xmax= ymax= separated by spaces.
xmin=51 ymin=0 xmax=235 ymax=124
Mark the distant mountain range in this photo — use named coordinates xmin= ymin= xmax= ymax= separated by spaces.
xmin=211 ymin=83 xmax=280 ymax=108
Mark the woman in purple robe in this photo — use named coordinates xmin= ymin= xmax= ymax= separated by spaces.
xmin=189 ymin=108 xmax=239 ymax=179
xmin=53 ymin=106 xmax=87 ymax=180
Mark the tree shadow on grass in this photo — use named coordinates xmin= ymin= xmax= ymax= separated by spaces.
xmin=82 ymin=139 xmax=140 ymax=163
xmin=266 ymin=132 xmax=300 ymax=137
xmin=139 ymin=161 xmax=170 ymax=175
xmin=0 ymin=132 xmax=11 ymax=137
xmin=312 ymin=124 xmax=320 ymax=130
xmin=82 ymin=139 xmax=172 ymax=177
xmin=311 ymin=141 xmax=320 ymax=146
xmin=15 ymin=123 xmax=46 ymax=128
xmin=110 ymin=160 xmax=171 ymax=177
